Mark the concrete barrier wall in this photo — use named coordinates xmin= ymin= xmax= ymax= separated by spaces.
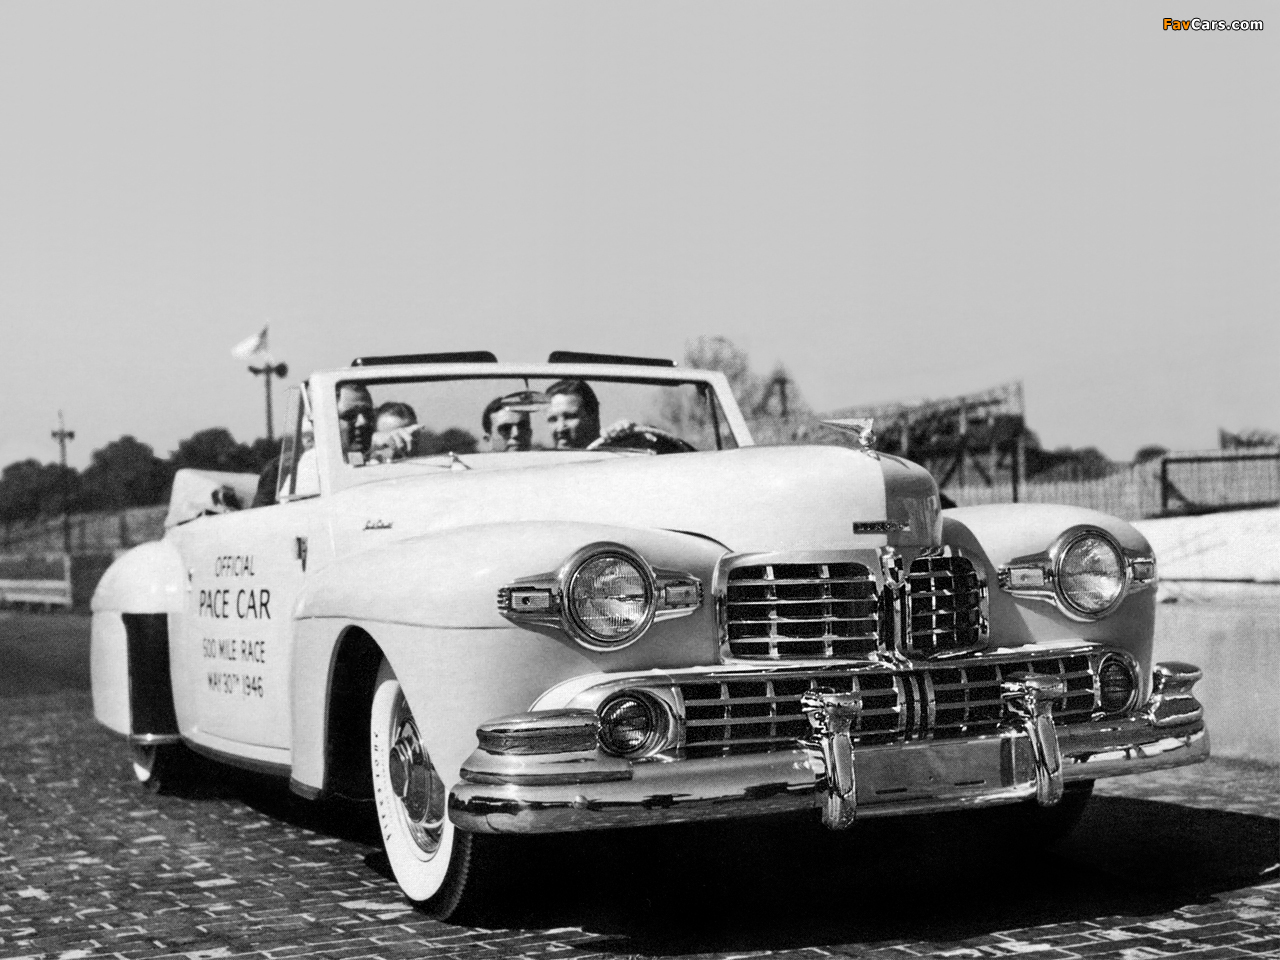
xmin=1132 ymin=508 xmax=1279 ymax=765
xmin=1151 ymin=581 xmax=1279 ymax=765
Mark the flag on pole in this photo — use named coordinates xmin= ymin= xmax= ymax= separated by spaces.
xmin=231 ymin=324 xmax=269 ymax=360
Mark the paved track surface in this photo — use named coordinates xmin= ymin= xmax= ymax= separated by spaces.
xmin=2 ymin=611 xmax=1278 ymax=960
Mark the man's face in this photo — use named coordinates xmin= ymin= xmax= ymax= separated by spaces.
xmin=488 ymin=407 xmax=532 ymax=452
xmin=336 ymin=385 xmax=374 ymax=457
xmin=547 ymin=393 xmax=599 ymax=450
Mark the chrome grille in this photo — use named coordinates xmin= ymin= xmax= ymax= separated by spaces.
xmin=724 ymin=561 xmax=880 ymax=659
xmin=906 ymin=554 xmax=988 ymax=656
xmin=681 ymin=672 xmax=901 ymax=758
xmin=929 ymin=654 xmax=1095 ymax=739
xmin=676 ymin=654 xmax=1098 ymax=757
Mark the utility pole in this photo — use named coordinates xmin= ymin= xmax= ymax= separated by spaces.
xmin=51 ymin=410 xmax=74 ymax=553
xmin=248 ymin=360 xmax=289 ymax=441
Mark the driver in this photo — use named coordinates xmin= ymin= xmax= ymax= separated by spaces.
xmin=545 ymin=379 xmax=601 ymax=449
xmin=545 ymin=377 xmax=693 ymax=453
xmin=336 ymin=382 xmax=375 ymax=463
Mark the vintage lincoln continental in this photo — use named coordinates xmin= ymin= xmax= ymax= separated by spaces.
xmin=91 ymin=350 xmax=1208 ymax=917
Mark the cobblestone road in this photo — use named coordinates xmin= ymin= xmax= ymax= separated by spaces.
xmin=2 ymin=612 xmax=1277 ymax=960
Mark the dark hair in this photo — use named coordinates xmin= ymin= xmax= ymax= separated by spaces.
xmin=375 ymin=400 xmax=417 ymax=425
xmin=481 ymin=395 xmax=504 ymax=434
xmin=336 ymin=381 xmax=372 ymax=401
xmin=481 ymin=394 xmax=531 ymax=434
xmin=546 ymin=378 xmax=599 ymax=417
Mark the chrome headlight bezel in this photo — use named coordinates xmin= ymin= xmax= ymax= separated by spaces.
xmin=1054 ymin=528 xmax=1128 ymax=619
xmin=997 ymin=525 xmax=1156 ymax=622
xmin=562 ymin=545 xmax=657 ymax=650
xmin=497 ymin=541 xmax=704 ymax=652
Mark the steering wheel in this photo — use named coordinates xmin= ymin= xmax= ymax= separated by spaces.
xmin=587 ymin=422 xmax=696 ymax=455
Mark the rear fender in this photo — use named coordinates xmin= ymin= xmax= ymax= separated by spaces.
xmin=90 ymin=541 xmax=186 ymax=739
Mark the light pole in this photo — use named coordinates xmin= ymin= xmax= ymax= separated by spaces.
xmin=51 ymin=410 xmax=74 ymax=553
xmin=248 ymin=361 xmax=288 ymax=442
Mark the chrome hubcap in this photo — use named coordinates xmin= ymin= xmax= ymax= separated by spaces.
xmin=387 ymin=707 xmax=445 ymax=856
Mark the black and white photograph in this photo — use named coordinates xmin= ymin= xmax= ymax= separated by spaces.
xmin=1 ymin=3 xmax=1276 ymax=958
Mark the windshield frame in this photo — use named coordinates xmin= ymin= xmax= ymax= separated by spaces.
xmin=304 ymin=362 xmax=752 ymax=496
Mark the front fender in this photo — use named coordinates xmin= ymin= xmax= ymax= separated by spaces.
xmin=288 ymin=522 xmax=728 ymax=796
xmin=942 ymin=504 xmax=1156 ymax=697
xmin=295 ymin=520 xmax=726 ymax=656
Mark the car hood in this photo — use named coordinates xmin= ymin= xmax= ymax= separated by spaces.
xmin=328 ymin=445 xmax=942 ymax=555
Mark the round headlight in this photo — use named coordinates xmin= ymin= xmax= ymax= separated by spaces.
xmin=566 ymin=551 xmax=654 ymax=648
xmin=1099 ymin=655 xmax=1138 ymax=713
xmin=598 ymin=694 xmax=664 ymax=757
xmin=1056 ymin=531 xmax=1126 ymax=617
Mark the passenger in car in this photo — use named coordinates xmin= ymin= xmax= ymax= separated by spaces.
xmin=370 ymin=401 xmax=423 ymax=462
xmin=482 ymin=394 xmax=533 ymax=452
xmin=545 ymin=379 xmax=601 ymax=450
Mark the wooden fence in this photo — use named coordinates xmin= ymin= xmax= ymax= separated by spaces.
xmin=0 ymin=506 xmax=168 ymax=555
xmin=946 ymin=449 xmax=1279 ymax=521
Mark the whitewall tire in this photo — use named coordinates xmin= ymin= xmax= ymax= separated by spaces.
xmin=370 ymin=658 xmax=479 ymax=916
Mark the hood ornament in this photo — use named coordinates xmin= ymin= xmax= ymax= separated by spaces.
xmin=822 ymin=417 xmax=876 ymax=453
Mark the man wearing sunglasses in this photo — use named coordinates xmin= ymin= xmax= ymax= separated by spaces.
xmin=481 ymin=393 xmax=533 ymax=452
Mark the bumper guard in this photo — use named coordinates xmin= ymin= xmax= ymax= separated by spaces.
xmin=449 ymin=661 xmax=1208 ymax=835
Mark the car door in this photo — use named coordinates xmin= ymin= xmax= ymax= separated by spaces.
xmin=167 ymin=497 xmax=320 ymax=753
xmin=167 ymin=386 xmax=327 ymax=756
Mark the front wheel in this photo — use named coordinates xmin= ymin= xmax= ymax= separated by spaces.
xmin=370 ymin=658 xmax=488 ymax=919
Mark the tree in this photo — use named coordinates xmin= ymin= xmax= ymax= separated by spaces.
xmin=1219 ymin=428 xmax=1280 ymax=450
xmin=170 ymin=428 xmax=272 ymax=474
xmin=77 ymin=436 xmax=172 ymax=511
xmin=660 ymin=336 xmax=813 ymax=446
xmin=1134 ymin=445 xmax=1168 ymax=464
xmin=0 ymin=459 xmax=69 ymax=528
xmin=1025 ymin=445 xmax=1116 ymax=481
xmin=683 ymin=336 xmax=767 ymax=413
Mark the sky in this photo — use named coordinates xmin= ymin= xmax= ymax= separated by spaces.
xmin=1 ymin=2 xmax=1275 ymax=470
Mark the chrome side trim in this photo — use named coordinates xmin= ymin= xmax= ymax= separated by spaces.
xmin=476 ymin=709 xmax=599 ymax=755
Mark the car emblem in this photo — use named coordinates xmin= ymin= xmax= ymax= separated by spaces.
xmin=853 ymin=520 xmax=910 ymax=534
xmin=364 ymin=519 xmax=393 ymax=531
xmin=821 ymin=417 xmax=876 ymax=451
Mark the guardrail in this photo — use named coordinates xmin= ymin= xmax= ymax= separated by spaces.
xmin=0 ymin=553 xmax=72 ymax=609
xmin=0 ymin=552 xmax=117 ymax=611
xmin=1160 ymin=449 xmax=1280 ymax=515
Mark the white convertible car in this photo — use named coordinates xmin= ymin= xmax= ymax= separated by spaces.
xmin=91 ymin=351 xmax=1208 ymax=917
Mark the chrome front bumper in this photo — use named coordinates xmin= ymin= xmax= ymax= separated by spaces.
xmin=449 ymin=661 xmax=1208 ymax=835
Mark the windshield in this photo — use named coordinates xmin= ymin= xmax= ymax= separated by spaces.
xmin=331 ymin=375 xmax=738 ymax=465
